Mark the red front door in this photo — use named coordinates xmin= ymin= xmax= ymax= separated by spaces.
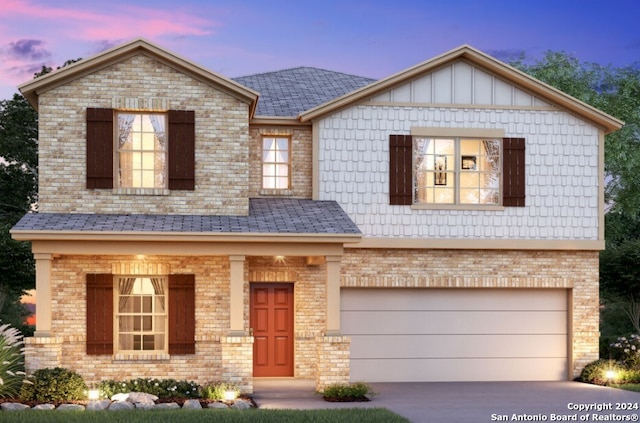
xmin=250 ymin=283 xmax=294 ymax=377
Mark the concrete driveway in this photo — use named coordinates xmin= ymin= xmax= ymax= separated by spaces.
xmin=253 ymin=379 xmax=640 ymax=423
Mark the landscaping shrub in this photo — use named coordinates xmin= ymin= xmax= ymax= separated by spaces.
xmin=200 ymin=381 xmax=240 ymax=400
xmin=19 ymin=367 xmax=87 ymax=402
xmin=99 ymin=378 xmax=200 ymax=399
xmin=610 ymin=334 xmax=640 ymax=369
xmin=579 ymin=359 xmax=625 ymax=385
xmin=0 ymin=321 xmax=29 ymax=398
xmin=321 ymin=381 xmax=375 ymax=400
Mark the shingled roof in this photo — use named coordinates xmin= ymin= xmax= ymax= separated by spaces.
xmin=12 ymin=198 xmax=361 ymax=236
xmin=233 ymin=67 xmax=375 ymax=117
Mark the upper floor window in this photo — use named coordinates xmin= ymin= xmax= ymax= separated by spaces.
xmin=414 ymin=138 xmax=500 ymax=205
xmin=262 ymin=137 xmax=290 ymax=189
xmin=117 ymin=113 xmax=167 ymax=189
xmin=86 ymin=108 xmax=195 ymax=191
xmin=116 ymin=276 xmax=167 ymax=353
xmin=389 ymin=134 xmax=525 ymax=207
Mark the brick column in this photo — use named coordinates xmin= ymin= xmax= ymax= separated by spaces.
xmin=24 ymin=336 xmax=64 ymax=374
xmin=315 ymin=335 xmax=351 ymax=392
xmin=221 ymin=335 xmax=254 ymax=393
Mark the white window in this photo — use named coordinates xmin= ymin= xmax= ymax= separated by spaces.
xmin=414 ymin=138 xmax=500 ymax=205
xmin=117 ymin=113 xmax=167 ymax=188
xmin=115 ymin=277 xmax=167 ymax=353
xmin=262 ymin=137 xmax=290 ymax=189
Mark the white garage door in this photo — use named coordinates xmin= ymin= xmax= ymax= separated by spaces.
xmin=341 ymin=288 xmax=568 ymax=382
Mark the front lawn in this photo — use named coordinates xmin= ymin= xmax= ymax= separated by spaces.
xmin=0 ymin=408 xmax=410 ymax=423
xmin=612 ymin=384 xmax=640 ymax=393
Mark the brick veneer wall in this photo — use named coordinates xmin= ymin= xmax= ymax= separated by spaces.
xmin=248 ymin=126 xmax=313 ymax=198
xmin=37 ymin=53 xmax=250 ymax=216
xmin=341 ymin=248 xmax=600 ymax=378
xmin=26 ymin=254 xmax=334 ymax=391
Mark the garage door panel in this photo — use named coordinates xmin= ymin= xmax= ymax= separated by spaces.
xmin=341 ymin=310 xmax=567 ymax=335
xmin=349 ymin=334 xmax=566 ymax=358
xmin=342 ymin=289 xmax=567 ymax=311
xmin=350 ymin=358 xmax=568 ymax=382
xmin=342 ymin=288 xmax=568 ymax=382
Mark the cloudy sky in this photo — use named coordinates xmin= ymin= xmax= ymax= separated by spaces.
xmin=0 ymin=0 xmax=639 ymax=101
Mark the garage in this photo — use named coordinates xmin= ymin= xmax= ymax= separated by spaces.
xmin=341 ymin=288 xmax=568 ymax=382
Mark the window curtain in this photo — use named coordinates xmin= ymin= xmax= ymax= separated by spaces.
xmin=117 ymin=115 xmax=136 ymax=187
xmin=118 ymin=277 xmax=136 ymax=350
xmin=481 ymin=139 xmax=501 ymax=203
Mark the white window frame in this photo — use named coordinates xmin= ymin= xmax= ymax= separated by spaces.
xmin=261 ymin=136 xmax=291 ymax=190
xmin=115 ymin=112 xmax=168 ymax=189
xmin=114 ymin=276 xmax=168 ymax=355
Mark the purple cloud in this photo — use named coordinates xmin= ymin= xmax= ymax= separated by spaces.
xmin=7 ymin=39 xmax=51 ymax=61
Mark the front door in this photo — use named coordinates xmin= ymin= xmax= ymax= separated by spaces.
xmin=250 ymin=283 xmax=294 ymax=377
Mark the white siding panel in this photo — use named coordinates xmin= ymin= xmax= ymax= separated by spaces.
xmin=494 ymin=78 xmax=513 ymax=105
xmin=433 ymin=66 xmax=453 ymax=103
xmin=392 ymin=84 xmax=411 ymax=102
xmin=473 ymin=68 xmax=493 ymax=104
xmin=453 ymin=62 xmax=473 ymax=104
xmin=317 ymin=105 xmax=601 ymax=241
xmin=342 ymin=289 xmax=568 ymax=382
xmin=514 ymin=88 xmax=533 ymax=106
xmin=412 ymin=75 xmax=432 ymax=103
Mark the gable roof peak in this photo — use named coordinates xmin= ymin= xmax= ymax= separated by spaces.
xmin=18 ymin=37 xmax=258 ymax=114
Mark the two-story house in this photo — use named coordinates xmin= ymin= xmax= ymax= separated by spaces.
xmin=12 ymin=38 xmax=622 ymax=393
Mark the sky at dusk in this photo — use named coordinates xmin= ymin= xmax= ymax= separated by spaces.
xmin=0 ymin=0 xmax=639 ymax=102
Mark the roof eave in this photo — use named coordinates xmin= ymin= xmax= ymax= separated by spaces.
xmin=10 ymin=229 xmax=362 ymax=244
xmin=18 ymin=38 xmax=259 ymax=113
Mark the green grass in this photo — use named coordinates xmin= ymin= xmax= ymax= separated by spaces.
xmin=0 ymin=408 xmax=410 ymax=423
xmin=612 ymin=383 xmax=640 ymax=392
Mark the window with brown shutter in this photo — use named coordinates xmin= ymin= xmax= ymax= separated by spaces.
xmin=86 ymin=274 xmax=113 ymax=355
xmin=168 ymin=274 xmax=196 ymax=354
xmin=168 ymin=110 xmax=195 ymax=190
xmin=502 ymin=137 xmax=526 ymax=207
xmin=389 ymin=134 xmax=413 ymax=205
xmin=86 ymin=108 xmax=114 ymax=189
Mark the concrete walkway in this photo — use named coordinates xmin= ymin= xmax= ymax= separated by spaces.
xmin=253 ymin=379 xmax=640 ymax=423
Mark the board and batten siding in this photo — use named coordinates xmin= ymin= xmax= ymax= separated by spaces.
xmin=317 ymin=105 xmax=600 ymax=240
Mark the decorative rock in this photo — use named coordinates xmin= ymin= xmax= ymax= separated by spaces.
xmin=111 ymin=393 xmax=129 ymax=401
xmin=1 ymin=403 xmax=30 ymax=411
xmin=127 ymin=392 xmax=158 ymax=403
xmin=134 ymin=402 xmax=156 ymax=410
xmin=182 ymin=399 xmax=202 ymax=409
xmin=87 ymin=400 xmax=112 ymax=411
xmin=231 ymin=399 xmax=252 ymax=410
xmin=207 ymin=402 xmax=229 ymax=409
xmin=108 ymin=400 xmax=135 ymax=411
xmin=57 ymin=404 xmax=85 ymax=411
xmin=154 ymin=402 xmax=180 ymax=409
xmin=33 ymin=404 xmax=56 ymax=410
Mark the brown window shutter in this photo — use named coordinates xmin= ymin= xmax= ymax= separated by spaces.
xmin=168 ymin=110 xmax=195 ymax=190
xmin=86 ymin=108 xmax=114 ymax=189
xmin=389 ymin=134 xmax=413 ymax=205
xmin=86 ymin=274 xmax=113 ymax=355
xmin=503 ymin=137 xmax=526 ymax=207
xmin=168 ymin=274 xmax=196 ymax=354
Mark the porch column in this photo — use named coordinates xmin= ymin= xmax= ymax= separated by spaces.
xmin=34 ymin=253 xmax=53 ymax=337
xmin=325 ymin=255 xmax=342 ymax=336
xmin=229 ymin=255 xmax=246 ymax=336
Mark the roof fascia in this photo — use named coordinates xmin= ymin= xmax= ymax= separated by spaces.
xmin=298 ymin=45 xmax=623 ymax=134
xmin=18 ymin=38 xmax=259 ymax=116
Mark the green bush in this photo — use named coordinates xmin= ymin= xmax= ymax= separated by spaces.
xmin=321 ymin=382 xmax=375 ymax=399
xmin=19 ymin=367 xmax=87 ymax=402
xmin=579 ymin=359 xmax=625 ymax=385
xmin=98 ymin=378 xmax=200 ymax=399
xmin=200 ymin=381 xmax=240 ymax=400
xmin=0 ymin=322 xmax=28 ymax=398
